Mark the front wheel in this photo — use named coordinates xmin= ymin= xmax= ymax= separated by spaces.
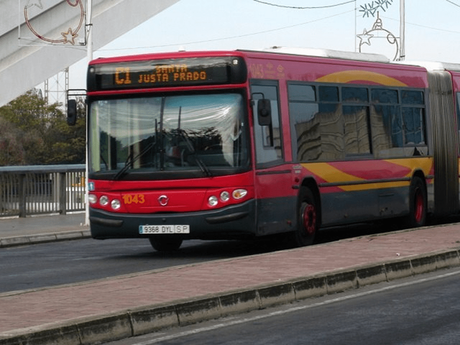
xmin=405 ymin=176 xmax=427 ymax=227
xmin=288 ymin=187 xmax=319 ymax=247
xmin=149 ymin=237 xmax=183 ymax=252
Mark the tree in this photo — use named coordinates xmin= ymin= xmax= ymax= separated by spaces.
xmin=0 ymin=90 xmax=86 ymax=165
xmin=46 ymin=99 xmax=86 ymax=164
xmin=0 ymin=117 xmax=26 ymax=165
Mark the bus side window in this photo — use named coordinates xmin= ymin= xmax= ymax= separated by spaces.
xmin=342 ymin=87 xmax=371 ymax=156
xmin=251 ymin=82 xmax=283 ymax=166
xmin=371 ymin=88 xmax=426 ymax=158
xmin=288 ymin=83 xmax=343 ymax=162
xmin=401 ymin=90 xmax=426 ymax=147
xmin=288 ymin=83 xmax=318 ymax=162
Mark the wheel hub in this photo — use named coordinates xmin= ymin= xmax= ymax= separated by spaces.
xmin=303 ymin=204 xmax=316 ymax=235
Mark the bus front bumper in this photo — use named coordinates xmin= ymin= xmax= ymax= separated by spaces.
xmin=89 ymin=200 xmax=257 ymax=241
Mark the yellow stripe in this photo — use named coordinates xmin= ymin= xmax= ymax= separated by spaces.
xmin=301 ymin=158 xmax=433 ymax=192
xmin=384 ymin=158 xmax=433 ymax=178
xmin=305 ymin=163 xmax=364 ymax=184
xmin=316 ymin=70 xmax=407 ymax=87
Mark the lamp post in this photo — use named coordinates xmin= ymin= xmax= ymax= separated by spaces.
xmin=84 ymin=0 xmax=93 ymax=226
xmin=399 ymin=0 xmax=405 ymax=61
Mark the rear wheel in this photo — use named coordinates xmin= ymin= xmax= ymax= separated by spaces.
xmin=289 ymin=187 xmax=319 ymax=247
xmin=149 ymin=237 xmax=183 ymax=252
xmin=405 ymin=176 xmax=427 ymax=227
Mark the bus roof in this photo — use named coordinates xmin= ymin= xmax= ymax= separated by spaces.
xmin=394 ymin=60 xmax=460 ymax=72
xmin=90 ymin=47 xmax=392 ymax=66
xmin=240 ymin=46 xmax=391 ymax=63
xmin=90 ymin=48 xmax=460 ymax=72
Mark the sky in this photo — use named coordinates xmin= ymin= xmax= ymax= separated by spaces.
xmin=65 ymin=0 xmax=460 ymax=89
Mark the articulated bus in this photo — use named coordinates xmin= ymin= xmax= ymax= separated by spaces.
xmin=72 ymin=47 xmax=460 ymax=251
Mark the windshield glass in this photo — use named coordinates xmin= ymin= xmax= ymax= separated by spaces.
xmin=89 ymin=93 xmax=249 ymax=179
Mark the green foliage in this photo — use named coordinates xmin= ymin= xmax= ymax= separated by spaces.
xmin=0 ymin=89 xmax=86 ymax=166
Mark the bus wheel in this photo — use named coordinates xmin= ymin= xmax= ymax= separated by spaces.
xmin=149 ymin=237 xmax=183 ymax=252
xmin=289 ymin=187 xmax=318 ymax=247
xmin=406 ymin=176 xmax=427 ymax=227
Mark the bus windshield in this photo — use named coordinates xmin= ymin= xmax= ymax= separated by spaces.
xmin=88 ymin=93 xmax=250 ymax=179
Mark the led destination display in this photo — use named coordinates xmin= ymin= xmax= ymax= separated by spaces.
xmin=88 ymin=56 xmax=247 ymax=91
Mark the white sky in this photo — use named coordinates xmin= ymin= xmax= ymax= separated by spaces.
xmin=68 ymin=0 xmax=460 ymax=89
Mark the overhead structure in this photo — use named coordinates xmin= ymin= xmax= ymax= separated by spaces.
xmin=0 ymin=0 xmax=180 ymax=107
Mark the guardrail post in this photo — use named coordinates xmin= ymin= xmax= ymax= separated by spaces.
xmin=18 ymin=174 xmax=26 ymax=218
xmin=59 ymin=172 xmax=67 ymax=215
xmin=0 ymin=175 xmax=3 ymax=215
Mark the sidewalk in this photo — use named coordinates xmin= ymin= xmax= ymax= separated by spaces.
xmin=1 ymin=215 xmax=460 ymax=345
xmin=0 ymin=213 xmax=90 ymax=248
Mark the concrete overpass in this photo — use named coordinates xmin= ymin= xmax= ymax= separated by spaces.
xmin=0 ymin=0 xmax=180 ymax=107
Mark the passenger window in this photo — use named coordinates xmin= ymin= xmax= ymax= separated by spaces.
xmin=371 ymin=104 xmax=401 ymax=153
xmin=343 ymin=105 xmax=371 ymax=155
xmin=343 ymin=87 xmax=369 ymax=102
xmin=288 ymin=83 xmax=344 ymax=162
xmin=401 ymin=90 xmax=424 ymax=105
xmin=319 ymin=86 xmax=339 ymax=102
xmin=371 ymin=88 xmax=426 ymax=158
xmin=402 ymin=107 xmax=425 ymax=145
xmin=372 ymin=89 xmax=398 ymax=103
xmin=288 ymin=84 xmax=316 ymax=102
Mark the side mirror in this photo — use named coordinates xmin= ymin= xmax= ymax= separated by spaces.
xmin=257 ymin=99 xmax=272 ymax=126
xmin=67 ymin=99 xmax=77 ymax=126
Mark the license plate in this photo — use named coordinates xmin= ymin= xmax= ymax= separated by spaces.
xmin=139 ymin=224 xmax=190 ymax=234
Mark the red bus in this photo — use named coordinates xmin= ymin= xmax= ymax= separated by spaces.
xmin=72 ymin=47 xmax=460 ymax=251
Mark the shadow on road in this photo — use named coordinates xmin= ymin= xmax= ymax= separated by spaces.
xmin=141 ymin=213 xmax=460 ymax=260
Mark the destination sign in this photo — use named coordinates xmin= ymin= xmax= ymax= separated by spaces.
xmin=88 ymin=57 xmax=247 ymax=91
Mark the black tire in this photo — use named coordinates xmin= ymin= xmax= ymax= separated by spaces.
xmin=289 ymin=187 xmax=319 ymax=247
xmin=405 ymin=176 xmax=427 ymax=227
xmin=149 ymin=237 xmax=183 ymax=252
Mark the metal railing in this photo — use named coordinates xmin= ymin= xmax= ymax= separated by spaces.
xmin=0 ymin=165 xmax=86 ymax=218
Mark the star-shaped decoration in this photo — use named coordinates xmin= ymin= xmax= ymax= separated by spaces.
xmin=25 ymin=0 xmax=44 ymax=9
xmin=357 ymin=29 xmax=374 ymax=46
xmin=61 ymin=27 xmax=78 ymax=45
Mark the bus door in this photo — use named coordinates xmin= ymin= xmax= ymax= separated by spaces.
xmin=251 ymin=80 xmax=297 ymax=236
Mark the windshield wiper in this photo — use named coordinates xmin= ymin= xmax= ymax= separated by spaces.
xmin=113 ymin=140 xmax=157 ymax=180
xmin=176 ymin=106 xmax=212 ymax=177
xmin=178 ymin=128 xmax=212 ymax=177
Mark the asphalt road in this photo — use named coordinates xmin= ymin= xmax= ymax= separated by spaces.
xmin=105 ymin=268 xmax=460 ymax=345
xmin=1 ymin=236 xmax=305 ymax=293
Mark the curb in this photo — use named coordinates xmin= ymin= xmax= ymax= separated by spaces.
xmin=0 ymin=230 xmax=91 ymax=248
xmin=1 ymin=248 xmax=459 ymax=345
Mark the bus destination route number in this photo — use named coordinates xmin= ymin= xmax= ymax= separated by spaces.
xmin=139 ymin=224 xmax=190 ymax=234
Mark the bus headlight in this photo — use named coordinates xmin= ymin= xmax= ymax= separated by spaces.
xmin=220 ymin=191 xmax=230 ymax=202
xmin=100 ymin=195 xmax=109 ymax=206
xmin=111 ymin=199 xmax=121 ymax=210
xmin=208 ymin=195 xmax=219 ymax=207
xmin=88 ymin=194 xmax=97 ymax=204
